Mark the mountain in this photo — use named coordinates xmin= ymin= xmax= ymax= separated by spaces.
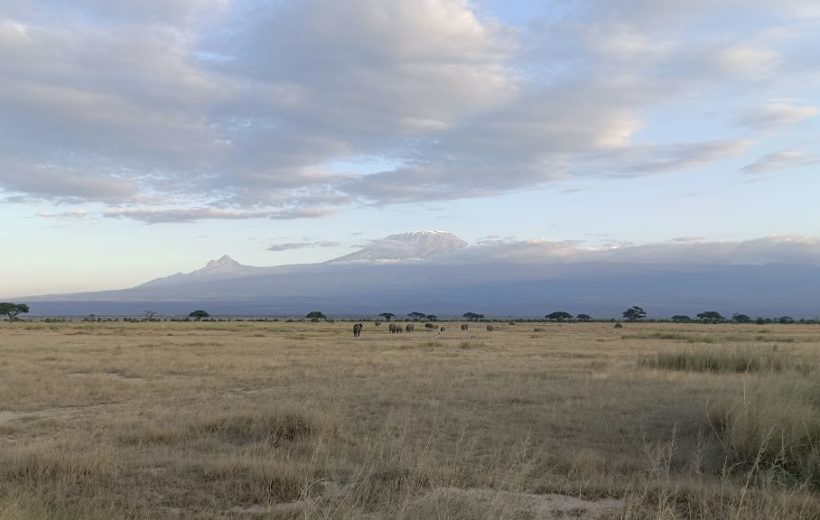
xmin=19 ymin=262 xmax=820 ymax=318
xmin=138 ymin=255 xmax=265 ymax=288
xmin=329 ymin=231 xmax=467 ymax=263
xmin=16 ymin=232 xmax=820 ymax=318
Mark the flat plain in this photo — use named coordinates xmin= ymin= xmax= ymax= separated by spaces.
xmin=2 ymin=320 xmax=820 ymax=519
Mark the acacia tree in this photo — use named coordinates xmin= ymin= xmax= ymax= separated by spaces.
xmin=732 ymin=313 xmax=752 ymax=324
xmin=407 ymin=312 xmax=427 ymax=321
xmin=622 ymin=306 xmax=646 ymax=321
xmin=697 ymin=311 xmax=725 ymax=324
xmin=426 ymin=314 xmax=438 ymax=322
xmin=0 ymin=302 xmax=29 ymax=322
xmin=671 ymin=315 xmax=692 ymax=323
xmin=576 ymin=314 xmax=592 ymax=322
xmin=188 ymin=309 xmax=209 ymax=321
xmin=306 ymin=311 xmax=327 ymax=322
xmin=545 ymin=311 xmax=573 ymax=322
xmin=378 ymin=312 xmax=395 ymax=322
xmin=463 ymin=312 xmax=485 ymax=321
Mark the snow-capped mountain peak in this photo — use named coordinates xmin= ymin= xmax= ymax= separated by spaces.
xmin=200 ymin=255 xmax=242 ymax=273
xmin=329 ymin=231 xmax=468 ymax=263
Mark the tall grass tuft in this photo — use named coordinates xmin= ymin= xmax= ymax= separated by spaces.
xmin=639 ymin=347 xmax=811 ymax=374
xmin=707 ymin=378 xmax=820 ymax=489
xmin=194 ymin=409 xmax=318 ymax=446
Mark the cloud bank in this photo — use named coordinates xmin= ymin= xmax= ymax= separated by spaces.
xmin=433 ymin=235 xmax=820 ymax=267
xmin=267 ymin=241 xmax=341 ymax=252
xmin=1 ymin=1 xmax=818 ymax=221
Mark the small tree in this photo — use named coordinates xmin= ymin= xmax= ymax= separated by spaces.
xmin=407 ymin=312 xmax=427 ymax=321
xmin=732 ymin=313 xmax=752 ymax=324
xmin=306 ymin=311 xmax=327 ymax=322
xmin=622 ymin=306 xmax=646 ymax=322
xmin=188 ymin=309 xmax=209 ymax=321
xmin=697 ymin=311 xmax=725 ymax=324
xmin=576 ymin=313 xmax=592 ymax=322
xmin=426 ymin=314 xmax=438 ymax=322
xmin=463 ymin=312 xmax=485 ymax=321
xmin=144 ymin=310 xmax=158 ymax=321
xmin=670 ymin=315 xmax=692 ymax=323
xmin=545 ymin=311 xmax=573 ymax=322
xmin=779 ymin=316 xmax=795 ymax=324
xmin=378 ymin=312 xmax=395 ymax=322
xmin=0 ymin=302 xmax=29 ymax=322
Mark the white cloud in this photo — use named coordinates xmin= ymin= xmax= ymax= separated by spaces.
xmin=35 ymin=209 xmax=90 ymax=219
xmin=8 ymin=0 xmax=229 ymax=25
xmin=740 ymin=149 xmax=819 ymax=174
xmin=102 ymin=207 xmax=334 ymax=224
xmin=267 ymin=241 xmax=342 ymax=252
xmin=0 ymin=157 xmax=137 ymax=202
xmin=0 ymin=0 xmax=817 ymax=220
xmin=712 ymin=45 xmax=780 ymax=80
xmin=738 ymin=101 xmax=818 ymax=130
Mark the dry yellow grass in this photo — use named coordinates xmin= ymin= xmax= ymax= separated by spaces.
xmin=1 ymin=320 xmax=820 ymax=519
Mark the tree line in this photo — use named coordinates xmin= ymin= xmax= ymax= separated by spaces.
xmin=0 ymin=301 xmax=814 ymax=324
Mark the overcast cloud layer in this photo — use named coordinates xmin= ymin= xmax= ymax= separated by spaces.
xmin=1 ymin=0 xmax=819 ymax=221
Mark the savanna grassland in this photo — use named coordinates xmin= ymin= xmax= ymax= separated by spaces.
xmin=2 ymin=321 xmax=820 ymax=519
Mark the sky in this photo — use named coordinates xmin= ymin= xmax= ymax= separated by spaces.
xmin=2 ymin=0 xmax=820 ymax=296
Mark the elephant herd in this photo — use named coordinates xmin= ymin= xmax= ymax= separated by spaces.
xmin=387 ymin=323 xmax=413 ymax=333
xmin=352 ymin=322 xmax=493 ymax=337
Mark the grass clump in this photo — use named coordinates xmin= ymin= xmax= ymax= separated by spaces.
xmin=194 ymin=409 xmax=317 ymax=446
xmin=0 ymin=444 xmax=117 ymax=487
xmin=707 ymin=378 xmax=820 ymax=489
xmin=181 ymin=457 xmax=308 ymax=504
xmin=624 ymin=332 xmax=690 ymax=341
xmin=639 ymin=347 xmax=808 ymax=374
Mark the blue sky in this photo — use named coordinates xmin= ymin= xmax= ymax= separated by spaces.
xmin=2 ymin=0 xmax=820 ymax=296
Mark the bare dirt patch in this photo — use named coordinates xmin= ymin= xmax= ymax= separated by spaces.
xmin=415 ymin=487 xmax=623 ymax=519
xmin=0 ymin=403 xmax=113 ymax=425
xmin=228 ymin=501 xmax=310 ymax=515
xmin=0 ymin=408 xmax=78 ymax=425
xmin=68 ymin=371 xmax=147 ymax=382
